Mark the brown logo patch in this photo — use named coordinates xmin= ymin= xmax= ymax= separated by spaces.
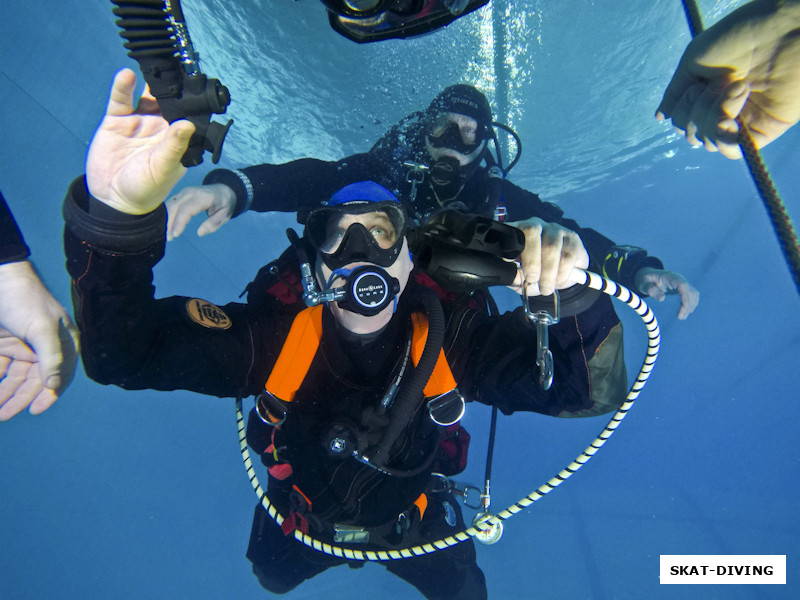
xmin=186 ymin=299 xmax=232 ymax=330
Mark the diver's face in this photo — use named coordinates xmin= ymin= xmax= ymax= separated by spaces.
xmin=426 ymin=112 xmax=486 ymax=166
xmin=315 ymin=210 xmax=413 ymax=335
xmin=432 ymin=112 xmax=479 ymax=146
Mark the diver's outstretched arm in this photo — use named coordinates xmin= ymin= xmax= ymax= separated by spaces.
xmin=656 ymin=0 xmax=800 ymax=158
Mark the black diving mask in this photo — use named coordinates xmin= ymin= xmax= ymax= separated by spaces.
xmin=322 ymin=0 xmax=490 ymax=43
xmin=306 ymin=201 xmax=407 ymax=270
xmin=427 ymin=118 xmax=485 ymax=156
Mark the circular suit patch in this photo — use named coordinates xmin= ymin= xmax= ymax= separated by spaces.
xmin=186 ymin=299 xmax=232 ymax=330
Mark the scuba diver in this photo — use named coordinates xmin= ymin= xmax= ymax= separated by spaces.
xmin=64 ymin=69 xmax=628 ymax=599
xmin=320 ymin=1 xmax=490 ymax=43
xmin=168 ymin=84 xmax=700 ymax=318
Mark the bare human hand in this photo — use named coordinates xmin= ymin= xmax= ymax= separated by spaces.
xmin=657 ymin=0 xmax=800 ymax=158
xmin=634 ymin=267 xmax=700 ymax=320
xmin=86 ymin=68 xmax=196 ymax=214
xmin=0 ymin=261 xmax=79 ymax=420
xmin=166 ymin=184 xmax=237 ymax=240
xmin=508 ymin=217 xmax=589 ymax=297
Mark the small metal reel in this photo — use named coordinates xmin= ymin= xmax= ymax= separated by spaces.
xmin=472 ymin=512 xmax=504 ymax=545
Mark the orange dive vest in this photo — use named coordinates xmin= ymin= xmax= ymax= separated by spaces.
xmin=257 ymin=304 xmax=458 ymax=425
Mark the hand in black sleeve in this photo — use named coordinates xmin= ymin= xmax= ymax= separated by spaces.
xmin=63 ymin=176 xmax=284 ymax=398
xmin=167 ymin=153 xmax=382 ymax=240
xmin=1 ymin=191 xmax=80 ymax=420
xmin=500 ymin=181 xmax=699 ymax=319
xmin=444 ymin=293 xmax=627 ymax=417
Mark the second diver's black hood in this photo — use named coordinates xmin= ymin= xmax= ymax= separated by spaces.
xmin=426 ymin=84 xmax=493 ymax=142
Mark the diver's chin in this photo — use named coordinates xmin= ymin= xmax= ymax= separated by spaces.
xmin=330 ymin=301 xmax=394 ymax=335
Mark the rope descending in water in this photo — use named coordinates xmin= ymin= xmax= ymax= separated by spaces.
xmin=680 ymin=0 xmax=800 ymax=295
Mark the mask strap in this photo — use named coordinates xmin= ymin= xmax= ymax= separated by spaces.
xmin=326 ymin=267 xmax=352 ymax=289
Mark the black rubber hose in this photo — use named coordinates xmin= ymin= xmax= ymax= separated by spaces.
xmin=368 ymin=284 xmax=446 ymax=469
xmin=492 ymin=121 xmax=522 ymax=175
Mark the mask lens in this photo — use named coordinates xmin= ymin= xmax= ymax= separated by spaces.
xmin=429 ymin=114 xmax=482 ymax=153
xmin=306 ymin=203 xmax=407 ymax=266
xmin=430 ymin=113 xmax=452 ymax=138
xmin=325 ymin=211 xmax=397 ymax=252
xmin=324 ymin=0 xmax=387 ymax=17
xmin=327 ymin=1 xmax=489 ymax=43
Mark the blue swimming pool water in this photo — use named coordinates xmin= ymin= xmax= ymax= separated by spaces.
xmin=1 ymin=1 xmax=798 ymax=598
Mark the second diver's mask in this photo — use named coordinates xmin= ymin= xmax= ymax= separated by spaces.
xmin=425 ymin=110 xmax=488 ymax=201
xmin=295 ymin=182 xmax=411 ymax=318
xmin=427 ymin=115 xmax=485 ymax=156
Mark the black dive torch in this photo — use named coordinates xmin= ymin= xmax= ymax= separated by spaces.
xmin=111 ymin=0 xmax=232 ymax=166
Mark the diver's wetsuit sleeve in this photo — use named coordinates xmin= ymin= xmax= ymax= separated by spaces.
xmin=500 ymin=179 xmax=664 ymax=292
xmin=0 ymin=191 xmax=31 ymax=264
xmin=62 ymin=176 xmax=286 ymax=398
xmin=203 ymin=153 xmax=382 ymax=217
xmin=443 ymin=291 xmax=627 ymax=417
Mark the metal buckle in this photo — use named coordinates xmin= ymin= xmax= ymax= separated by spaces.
xmin=333 ymin=524 xmax=370 ymax=544
xmin=427 ymin=389 xmax=466 ymax=426
xmin=404 ymin=161 xmax=429 ymax=202
xmin=255 ymin=391 xmax=287 ymax=427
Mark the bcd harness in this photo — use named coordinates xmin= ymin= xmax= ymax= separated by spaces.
xmin=253 ymin=304 xmax=467 ymax=547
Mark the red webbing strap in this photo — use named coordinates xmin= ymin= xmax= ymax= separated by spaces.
xmin=265 ymin=305 xmax=324 ymax=402
xmin=410 ymin=312 xmax=457 ymax=397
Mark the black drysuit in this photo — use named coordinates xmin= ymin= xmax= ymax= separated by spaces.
xmin=1 ymin=191 xmax=31 ymax=264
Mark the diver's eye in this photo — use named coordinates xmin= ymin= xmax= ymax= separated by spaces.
xmin=369 ymin=225 xmax=396 ymax=249
xmin=461 ymin=125 xmax=477 ymax=144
